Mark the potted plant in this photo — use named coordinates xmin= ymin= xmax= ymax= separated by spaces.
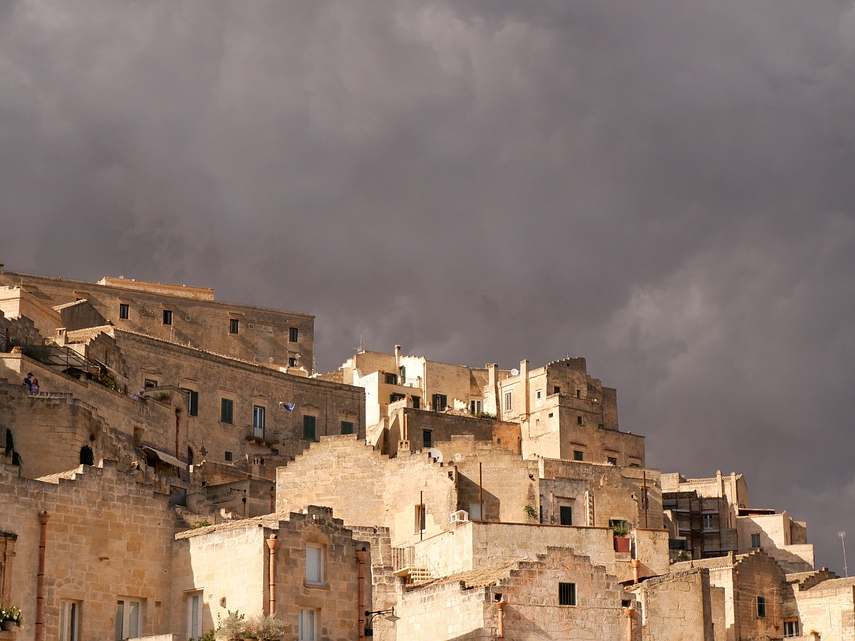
xmin=612 ymin=522 xmax=631 ymax=553
xmin=0 ymin=605 xmax=22 ymax=631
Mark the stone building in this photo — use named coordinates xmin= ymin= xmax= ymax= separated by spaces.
xmin=0 ymin=272 xmax=314 ymax=372
xmin=662 ymin=471 xmax=814 ymax=572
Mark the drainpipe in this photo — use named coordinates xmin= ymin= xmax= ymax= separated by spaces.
xmin=623 ymin=605 xmax=636 ymax=641
xmin=497 ymin=598 xmax=507 ymax=638
xmin=35 ymin=511 xmax=49 ymax=641
xmin=356 ymin=548 xmax=369 ymax=640
xmin=266 ymin=535 xmax=278 ymax=616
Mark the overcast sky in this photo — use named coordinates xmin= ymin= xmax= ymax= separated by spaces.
xmin=2 ymin=0 xmax=855 ymax=571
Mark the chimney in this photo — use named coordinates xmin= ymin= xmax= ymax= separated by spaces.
xmin=394 ymin=344 xmax=402 ymax=368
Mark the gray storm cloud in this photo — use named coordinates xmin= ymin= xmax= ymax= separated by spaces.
xmin=2 ymin=0 xmax=855 ymax=569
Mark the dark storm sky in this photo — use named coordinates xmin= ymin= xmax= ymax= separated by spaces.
xmin=2 ymin=1 xmax=855 ymax=570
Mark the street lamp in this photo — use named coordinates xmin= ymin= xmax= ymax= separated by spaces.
xmin=365 ymin=609 xmax=400 ymax=637
xmin=839 ymin=531 xmax=848 ymax=578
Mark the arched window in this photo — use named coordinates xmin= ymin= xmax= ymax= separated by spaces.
xmin=79 ymin=445 xmax=94 ymax=466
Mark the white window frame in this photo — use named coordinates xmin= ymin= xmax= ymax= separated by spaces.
xmin=470 ymin=399 xmax=482 ymax=414
xmin=504 ymin=391 xmax=512 ymax=412
xmin=783 ymin=619 xmax=800 ymax=637
xmin=115 ymin=598 xmax=142 ymax=640
xmin=60 ymin=600 xmax=81 ymax=641
xmin=702 ymin=513 xmax=715 ymax=530
xmin=305 ymin=544 xmax=325 ymax=586
xmin=252 ymin=405 xmax=266 ymax=438
xmin=187 ymin=592 xmax=202 ymax=640
xmin=298 ymin=608 xmax=316 ymax=641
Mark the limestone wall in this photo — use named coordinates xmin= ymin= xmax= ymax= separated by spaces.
xmin=0 ymin=461 xmax=176 ymax=641
xmin=791 ymin=578 xmax=855 ymax=641
xmin=0 ymin=271 xmax=314 ymax=371
xmin=275 ymin=437 xmax=458 ymax=546
xmin=632 ymin=569 xmax=715 ymax=641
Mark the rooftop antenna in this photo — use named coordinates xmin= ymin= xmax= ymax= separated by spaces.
xmin=358 ymin=335 xmax=365 ymax=352
xmin=840 ymin=531 xmax=848 ymax=577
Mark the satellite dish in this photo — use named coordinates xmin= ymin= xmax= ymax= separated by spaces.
xmin=426 ymin=448 xmax=444 ymax=464
xmin=511 ymin=368 xmax=519 ymax=376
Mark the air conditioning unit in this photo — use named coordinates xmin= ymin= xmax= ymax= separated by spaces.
xmin=449 ymin=510 xmax=469 ymax=524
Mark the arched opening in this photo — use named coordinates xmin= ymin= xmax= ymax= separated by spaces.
xmin=79 ymin=445 xmax=94 ymax=466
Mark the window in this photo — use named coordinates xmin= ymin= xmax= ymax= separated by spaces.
xmin=60 ymin=600 xmax=81 ymax=641
xmin=144 ymin=378 xmax=159 ymax=390
xmin=414 ymin=504 xmax=426 ymax=533
xmin=288 ymin=357 xmax=298 ymax=367
xmin=384 ymin=372 xmax=398 ymax=385
xmin=422 ymin=429 xmax=432 ymax=449
xmin=573 ymin=450 xmax=584 ymax=461
xmin=607 ymin=456 xmax=618 ymax=465
xmin=181 ymin=388 xmax=199 ymax=417
xmin=252 ymin=405 xmax=266 ymax=439
xmin=220 ymin=398 xmax=234 ymax=424
xmin=576 ymin=389 xmax=581 ymax=399
xmin=289 ymin=327 xmax=299 ymax=343
xmin=305 ymin=544 xmax=324 ymax=585
xmin=162 ymin=309 xmax=173 ymax=325
xmin=577 ymin=415 xmax=583 ymax=426
xmin=432 ymin=394 xmax=447 ymax=411
xmin=553 ymin=386 xmax=560 ymax=394
xmin=412 ymin=396 xmax=420 ymax=409
xmin=756 ymin=595 xmax=766 ymax=618
xmin=341 ymin=421 xmax=354 ymax=435
xmin=224 ymin=451 xmax=233 ymax=462
xmin=119 ymin=303 xmax=129 ymax=320
xmin=229 ymin=318 xmax=239 ymax=334
xmin=751 ymin=533 xmax=761 ymax=549
xmin=390 ymin=393 xmax=405 ymax=403
xmin=115 ymin=598 xmax=142 ymax=640
xmin=559 ymin=582 xmax=576 ymax=606
xmin=470 ymin=399 xmax=482 ymax=414
xmin=303 ymin=415 xmax=317 ymax=441
xmin=186 ymin=592 xmax=202 ymax=640
xmin=559 ymin=505 xmax=573 ymax=526
xmin=702 ymin=514 xmax=716 ymax=530
xmin=784 ymin=619 xmax=800 ymax=637
xmin=298 ymin=609 xmax=316 ymax=641
xmin=536 ymin=389 xmax=542 ymax=400
xmin=504 ymin=391 xmax=512 ymax=412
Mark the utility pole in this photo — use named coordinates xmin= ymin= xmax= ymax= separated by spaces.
xmin=839 ymin=531 xmax=848 ymax=577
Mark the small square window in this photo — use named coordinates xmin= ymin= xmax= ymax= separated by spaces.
xmin=289 ymin=327 xmax=299 ymax=342
xmin=756 ymin=595 xmax=766 ymax=618
xmin=559 ymin=505 xmax=573 ymax=526
xmin=162 ymin=309 xmax=173 ymax=325
xmin=288 ymin=357 xmax=298 ymax=367
xmin=783 ymin=619 xmax=800 ymax=637
xmin=607 ymin=456 xmax=618 ymax=465
xmin=423 ymin=429 xmax=433 ymax=449
xmin=536 ymin=389 xmax=542 ymax=400
xmin=432 ymin=394 xmax=447 ymax=411
xmin=559 ymin=582 xmax=576 ymax=606
xmin=224 ymin=451 xmax=233 ymax=462
xmin=119 ymin=303 xmax=129 ymax=320
xmin=220 ymin=398 xmax=234 ymax=424
xmin=751 ymin=533 xmax=761 ymax=549
xmin=573 ymin=450 xmax=584 ymax=461
xmin=390 ymin=393 xmax=405 ymax=403
xmin=144 ymin=378 xmax=159 ymax=390
xmin=229 ymin=318 xmax=239 ymax=334
xmin=384 ymin=372 xmax=398 ymax=385
xmin=553 ymin=386 xmax=560 ymax=394
xmin=412 ymin=396 xmax=421 ymax=409
xmin=340 ymin=421 xmax=354 ymax=435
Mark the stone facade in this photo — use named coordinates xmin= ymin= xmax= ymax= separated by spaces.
xmin=0 ymin=271 xmax=314 ymax=371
